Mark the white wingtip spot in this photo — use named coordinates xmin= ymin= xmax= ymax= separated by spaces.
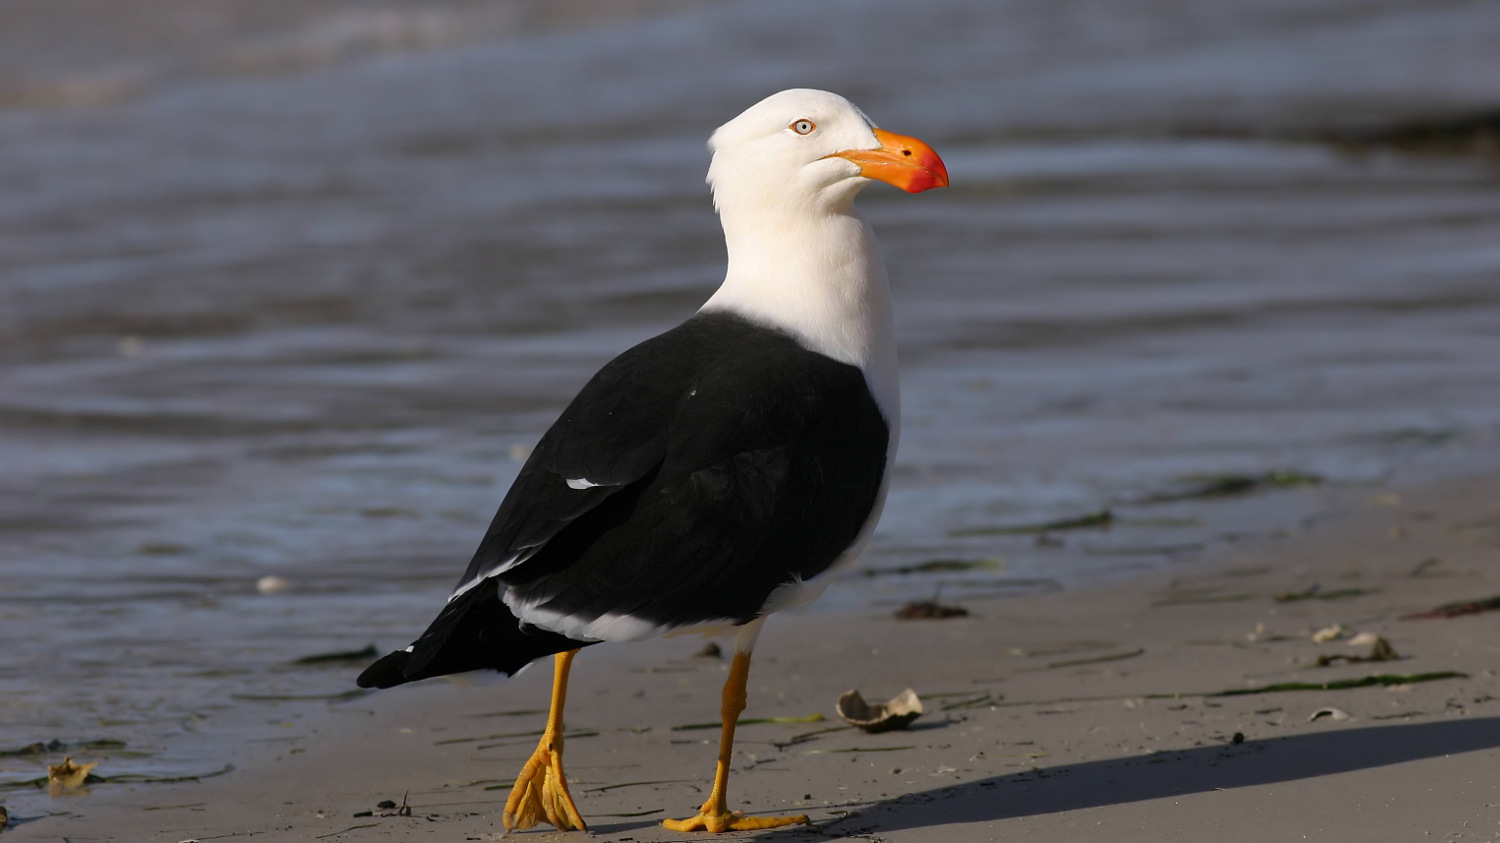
xmin=566 ymin=478 xmax=601 ymax=490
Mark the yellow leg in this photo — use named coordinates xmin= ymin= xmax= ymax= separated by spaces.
xmin=662 ymin=651 xmax=810 ymax=833
xmin=503 ymin=649 xmax=587 ymax=832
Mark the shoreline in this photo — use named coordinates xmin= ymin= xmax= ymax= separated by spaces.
xmin=17 ymin=469 xmax=1500 ymax=841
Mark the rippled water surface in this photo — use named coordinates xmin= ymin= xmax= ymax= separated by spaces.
xmin=3 ymin=0 xmax=1499 ymax=800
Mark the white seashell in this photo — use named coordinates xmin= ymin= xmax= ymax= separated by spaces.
xmin=1311 ymin=624 xmax=1344 ymax=643
xmin=1308 ymin=707 xmax=1351 ymax=722
xmin=836 ymin=688 xmax=924 ymax=733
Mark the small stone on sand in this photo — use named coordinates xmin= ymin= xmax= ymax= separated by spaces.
xmin=257 ymin=575 xmax=291 ymax=595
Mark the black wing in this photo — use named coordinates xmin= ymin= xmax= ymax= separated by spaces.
xmin=459 ymin=310 xmax=891 ymax=632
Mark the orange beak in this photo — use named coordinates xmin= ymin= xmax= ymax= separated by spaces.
xmin=830 ymin=127 xmax=949 ymax=193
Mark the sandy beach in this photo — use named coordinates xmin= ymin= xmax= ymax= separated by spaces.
xmin=17 ymin=470 xmax=1498 ymax=842
xmin=4 ymin=4 xmax=1500 ymax=839
xmin=6 ymin=0 xmax=1500 ymax=827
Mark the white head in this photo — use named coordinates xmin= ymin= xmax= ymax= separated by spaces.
xmin=706 ymin=88 xmax=947 ymax=220
xmin=698 ymin=89 xmax=947 ymax=430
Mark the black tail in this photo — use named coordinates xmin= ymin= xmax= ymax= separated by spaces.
xmin=357 ymin=579 xmax=591 ymax=689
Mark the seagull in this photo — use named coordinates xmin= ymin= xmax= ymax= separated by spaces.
xmin=357 ymin=88 xmax=948 ymax=833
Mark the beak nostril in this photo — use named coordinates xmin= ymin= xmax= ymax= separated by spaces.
xmin=902 ymin=149 xmax=912 ymax=156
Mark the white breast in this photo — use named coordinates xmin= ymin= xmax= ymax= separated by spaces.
xmin=699 ymin=209 xmax=901 ymax=450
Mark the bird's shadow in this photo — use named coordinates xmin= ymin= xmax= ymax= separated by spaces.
xmin=748 ymin=716 xmax=1500 ymax=837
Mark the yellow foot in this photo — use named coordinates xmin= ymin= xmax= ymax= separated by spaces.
xmin=662 ymin=810 xmax=810 ymax=833
xmin=503 ymin=739 xmax=586 ymax=832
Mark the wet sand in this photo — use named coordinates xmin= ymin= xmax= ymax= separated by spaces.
xmin=21 ymin=470 xmax=1500 ymax=841
xmin=7 ymin=0 xmax=1500 ymax=778
xmin=6 ymin=0 xmax=1500 ymax=835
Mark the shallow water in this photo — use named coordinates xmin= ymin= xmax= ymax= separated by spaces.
xmin=3 ymin=0 xmax=1499 ymax=800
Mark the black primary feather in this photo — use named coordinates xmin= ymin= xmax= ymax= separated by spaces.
xmin=356 ymin=579 xmax=592 ymax=688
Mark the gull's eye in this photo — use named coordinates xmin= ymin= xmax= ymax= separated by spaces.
xmin=790 ymin=119 xmax=816 ymax=136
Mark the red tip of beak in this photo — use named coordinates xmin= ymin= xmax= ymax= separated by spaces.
xmin=832 ymin=127 xmax=949 ymax=193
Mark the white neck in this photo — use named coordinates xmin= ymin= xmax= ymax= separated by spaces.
xmin=699 ymin=206 xmax=901 ymax=440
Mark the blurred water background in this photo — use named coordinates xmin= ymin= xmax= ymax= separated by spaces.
xmin=3 ymin=0 xmax=1499 ymax=800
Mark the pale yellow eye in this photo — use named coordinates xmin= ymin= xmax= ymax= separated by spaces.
xmin=790 ymin=119 xmax=816 ymax=135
